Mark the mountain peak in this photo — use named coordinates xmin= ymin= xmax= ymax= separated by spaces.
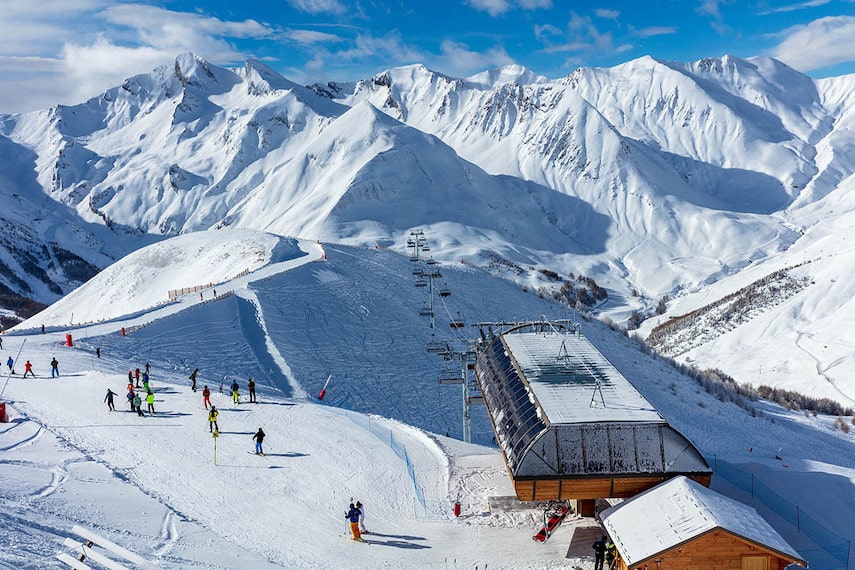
xmin=466 ymin=64 xmax=548 ymax=88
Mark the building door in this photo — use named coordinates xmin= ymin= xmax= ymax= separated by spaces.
xmin=742 ymin=555 xmax=770 ymax=570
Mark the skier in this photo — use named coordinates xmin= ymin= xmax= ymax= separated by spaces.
xmin=231 ymin=379 xmax=240 ymax=405
xmin=104 ymin=388 xmax=117 ymax=411
xmin=0 ymin=335 xmax=3 ymax=349
xmin=41 ymin=324 xmax=45 ymax=334
xmin=142 ymin=372 xmax=150 ymax=393
xmin=202 ymin=385 xmax=211 ymax=409
xmin=247 ymin=377 xmax=256 ymax=403
xmin=127 ymin=388 xmax=135 ymax=411
xmin=356 ymin=501 xmax=368 ymax=534
xmin=50 ymin=357 xmax=59 ymax=378
xmin=128 ymin=370 xmax=133 ymax=385
xmin=252 ymin=427 xmax=265 ymax=455
xmin=345 ymin=503 xmax=363 ymax=541
xmin=208 ymin=406 xmax=219 ymax=433
xmin=96 ymin=347 xmax=100 ymax=359
xmin=593 ymin=536 xmax=607 ymax=570
xmin=144 ymin=362 xmax=150 ymax=375
xmin=133 ymin=392 xmax=144 ymax=416
xmin=23 ymin=360 xmax=34 ymax=378
xmin=134 ymin=368 xmax=141 ymax=388
xmin=7 ymin=356 xmax=14 ymax=374
xmin=189 ymin=368 xmax=199 ymax=392
xmin=146 ymin=391 xmax=155 ymax=414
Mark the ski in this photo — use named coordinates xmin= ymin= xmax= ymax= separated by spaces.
xmin=532 ymin=505 xmax=569 ymax=543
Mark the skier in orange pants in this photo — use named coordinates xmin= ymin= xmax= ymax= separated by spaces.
xmin=345 ymin=503 xmax=363 ymax=541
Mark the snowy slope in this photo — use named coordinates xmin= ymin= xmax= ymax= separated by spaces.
xmin=2 ymin=229 xmax=855 ymax=568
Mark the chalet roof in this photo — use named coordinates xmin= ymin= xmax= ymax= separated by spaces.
xmin=600 ymin=476 xmax=806 ymax=567
xmin=502 ymin=332 xmax=662 ymax=424
xmin=474 ymin=330 xmax=711 ymax=480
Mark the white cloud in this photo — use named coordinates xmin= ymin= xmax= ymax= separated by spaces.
xmin=759 ymin=0 xmax=831 ymax=15
xmin=771 ymin=15 xmax=855 ymax=71
xmin=286 ymin=0 xmax=347 ymax=15
xmin=697 ymin=0 xmax=724 ymax=17
xmin=594 ymin=9 xmax=620 ymax=19
xmin=632 ymin=26 xmax=678 ymax=38
xmin=284 ymin=29 xmax=342 ymax=45
xmin=0 ymin=3 xmax=277 ymax=113
xmin=468 ymin=0 xmax=551 ymax=16
xmin=468 ymin=0 xmax=512 ymax=16
xmin=534 ymin=23 xmax=562 ymax=41
xmin=518 ymin=0 xmax=552 ymax=8
xmin=437 ymin=39 xmax=514 ymax=76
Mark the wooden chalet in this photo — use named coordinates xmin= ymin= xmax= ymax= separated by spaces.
xmin=600 ymin=476 xmax=807 ymax=570
xmin=473 ymin=324 xmax=711 ymax=509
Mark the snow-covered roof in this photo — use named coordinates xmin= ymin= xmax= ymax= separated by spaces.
xmin=600 ymin=476 xmax=806 ymax=566
xmin=474 ymin=329 xmax=711 ymax=480
xmin=502 ymin=332 xmax=662 ymax=424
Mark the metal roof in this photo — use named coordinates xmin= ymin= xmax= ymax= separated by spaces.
xmin=474 ymin=329 xmax=710 ymax=480
xmin=601 ymin=476 xmax=806 ymax=567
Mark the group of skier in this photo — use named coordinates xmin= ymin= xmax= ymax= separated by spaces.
xmin=345 ymin=501 xmax=369 ymax=541
xmin=4 ymin=355 xmax=56 ymax=378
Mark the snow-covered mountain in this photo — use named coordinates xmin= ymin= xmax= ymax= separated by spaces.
xmin=2 ymin=52 xmax=855 ymax=405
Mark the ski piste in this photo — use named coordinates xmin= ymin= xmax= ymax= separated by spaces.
xmin=532 ymin=504 xmax=570 ymax=542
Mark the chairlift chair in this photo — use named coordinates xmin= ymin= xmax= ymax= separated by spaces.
xmin=414 ymin=277 xmax=427 ymax=287
xmin=419 ymin=304 xmax=434 ymax=317
xmin=439 ymin=285 xmax=451 ymax=297
xmin=438 ymin=369 xmax=464 ymax=384
xmin=426 ymin=338 xmax=450 ymax=354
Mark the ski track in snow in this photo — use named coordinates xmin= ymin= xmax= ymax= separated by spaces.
xmin=795 ymin=330 xmax=855 ymax=405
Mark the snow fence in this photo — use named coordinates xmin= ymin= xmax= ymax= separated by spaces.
xmin=708 ymin=455 xmax=851 ymax=570
xmin=328 ymin=407 xmax=451 ymax=520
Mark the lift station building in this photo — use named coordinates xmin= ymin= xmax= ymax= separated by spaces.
xmin=473 ymin=323 xmax=711 ymax=513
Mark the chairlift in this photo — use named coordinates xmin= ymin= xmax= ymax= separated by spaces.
xmin=425 ymin=257 xmax=437 ymax=266
xmin=427 ymin=338 xmax=450 ymax=354
xmin=414 ymin=277 xmax=427 ymax=288
xmin=438 ymin=285 xmax=451 ymax=297
xmin=438 ymin=369 xmax=464 ymax=384
xmin=422 ymin=246 xmax=431 ymax=252
xmin=449 ymin=311 xmax=465 ymax=329
xmin=419 ymin=304 xmax=434 ymax=317
xmin=412 ymin=267 xmax=424 ymax=276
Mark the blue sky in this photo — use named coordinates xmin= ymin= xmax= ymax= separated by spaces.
xmin=0 ymin=0 xmax=853 ymax=113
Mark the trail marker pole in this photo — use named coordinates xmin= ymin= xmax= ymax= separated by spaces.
xmin=0 ymin=338 xmax=26 ymax=400
xmin=318 ymin=374 xmax=332 ymax=400
xmin=212 ymin=430 xmax=219 ymax=465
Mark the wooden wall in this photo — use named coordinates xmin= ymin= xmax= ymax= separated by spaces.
xmin=619 ymin=530 xmax=804 ymax=570
xmin=513 ymin=473 xmax=712 ymax=502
